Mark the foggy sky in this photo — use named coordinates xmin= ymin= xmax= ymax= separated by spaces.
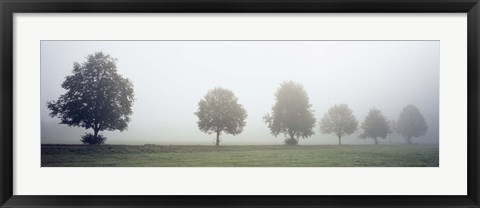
xmin=41 ymin=41 xmax=439 ymax=145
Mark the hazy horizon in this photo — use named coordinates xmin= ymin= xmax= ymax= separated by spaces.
xmin=41 ymin=41 xmax=439 ymax=145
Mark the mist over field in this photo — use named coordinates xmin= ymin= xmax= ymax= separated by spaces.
xmin=41 ymin=41 xmax=439 ymax=145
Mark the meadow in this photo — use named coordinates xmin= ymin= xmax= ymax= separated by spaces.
xmin=41 ymin=144 xmax=439 ymax=167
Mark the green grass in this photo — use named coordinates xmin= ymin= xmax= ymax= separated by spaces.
xmin=41 ymin=144 xmax=439 ymax=167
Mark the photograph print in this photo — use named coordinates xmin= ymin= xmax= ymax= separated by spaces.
xmin=41 ymin=40 xmax=439 ymax=167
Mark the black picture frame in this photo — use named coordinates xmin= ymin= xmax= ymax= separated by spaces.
xmin=1 ymin=0 xmax=479 ymax=207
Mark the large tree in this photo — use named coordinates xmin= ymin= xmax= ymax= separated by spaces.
xmin=194 ymin=87 xmax=247 ymax=146
xmin=360 ymin=108 xmax=390 ymax=145
xmin=396 ymin=105 xmax=428 ymax=144
xmin=319 ymin=104 xmax=358 ymax=145
xmin=47 ymin=52 xmax=135 ymax=144
xmin=264 ymin=81 xmax=316 ymax=145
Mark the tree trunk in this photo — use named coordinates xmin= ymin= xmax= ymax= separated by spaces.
xmin=93 ymin=128 xmax=99 ymax=140
xmin=216 ymin=131 xmax=220 ymax=146
xmin=374 ymin=137 xmax=378 ymax=145
xmin=338 ymin=136 xmax=342 ymax=145
xmin=288 ymin=131 xmax=298 ymax=145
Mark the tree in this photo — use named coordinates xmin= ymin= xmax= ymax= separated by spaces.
xmin=264 ymin=81 xmax=316 ymax=145
xmin=360 ymin=108 xmax=390 ymax=145
xmin=319 ymin=104 xmax=358 ymax=145
xmin=396 ymin=105 xmax=428 ymax=144
xmin=194 ymin=87 xmax=247 ymax=146
xmin=47 ymin=52 xmax=135 ymax=145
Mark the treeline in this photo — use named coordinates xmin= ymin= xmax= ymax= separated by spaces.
xmin=47 ymin=52 xmax=428 ymax=145
xmin=195 ymin=81 xmax=428 ymax=146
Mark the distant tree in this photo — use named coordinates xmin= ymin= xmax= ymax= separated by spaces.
xmin=319 ymin=104 xmax=358 ymax=145
xmin=264 ymin=81 xmax=316 ymax=145
xmin=360 ymin=108 xmax=390 ymax=145
xmin=195 ymin=87 xmax=247 ymax=146
xmin=47 ymin=52 xmax=135 ymax=145
xmin=396 ymin=105 xmax=428 ymax=144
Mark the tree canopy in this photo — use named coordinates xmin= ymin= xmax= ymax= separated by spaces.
xmin=264 ymin=81 xmax=316 ymax=145
xmin=194 ymin=87 xmax=247 ymax=146
xmin=47 ymin=52 xmax=135 ymax=144
xmin=319 ymin=104 xmax=358 ymax=145
xmin=396 ymin=105 xmax=428 ymax=144
xmin=360 ymin=108 xmax=390 ymax=145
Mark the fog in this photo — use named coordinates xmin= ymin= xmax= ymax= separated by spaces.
xmin=41 ymin=41 xmax=439 ymax=145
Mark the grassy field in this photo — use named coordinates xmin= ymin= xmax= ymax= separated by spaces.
xmin=41 ymin=144 xmax=439 ymax=167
